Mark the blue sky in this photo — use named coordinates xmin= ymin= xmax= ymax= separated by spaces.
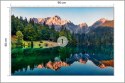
xmin=11 ymin=7 xmax=113 ymax=26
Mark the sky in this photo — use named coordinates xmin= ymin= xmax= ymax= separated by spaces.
xmin=11 ymin=7 xmax=114 ymax=26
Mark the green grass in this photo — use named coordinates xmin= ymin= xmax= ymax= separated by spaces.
xmin=18 ymin=40 xmax=58 ymax=48
xmin=11 ymin=36 xmax=59 ymax=48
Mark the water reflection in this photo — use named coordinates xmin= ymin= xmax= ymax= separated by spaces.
xmin=12 ymin=45 xmax=114 ymax=75
xmin=35 ymin=53 xmax=113 ymax=71
xmin=13 ymin=59 xmax=114 ymax=75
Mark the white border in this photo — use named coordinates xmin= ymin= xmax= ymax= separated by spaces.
xmin=1 ymin=1 xmax=124 ymax=82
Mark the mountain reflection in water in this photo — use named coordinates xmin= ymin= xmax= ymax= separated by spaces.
xmin=13 ymin=52 xmax=114 ymax=75
xmin=38 ymin=53 xmax=113 ymax=70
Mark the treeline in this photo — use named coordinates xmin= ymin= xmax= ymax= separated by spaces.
xmin=75 ymin=26 xmax=114 ymax=45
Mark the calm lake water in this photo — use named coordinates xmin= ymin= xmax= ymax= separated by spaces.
xmin=12 ymin=45 xmax=114 ymax=75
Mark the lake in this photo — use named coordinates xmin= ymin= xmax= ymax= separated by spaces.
xmin=11 ymin=45 xmax=114 ymax=75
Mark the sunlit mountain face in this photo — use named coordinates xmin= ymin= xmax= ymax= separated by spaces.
xmin=31 ymin=16 xmax=114 ymax=34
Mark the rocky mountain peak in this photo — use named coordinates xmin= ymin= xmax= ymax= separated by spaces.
xmin=79 ymin=23 xmax=88 ymax=28
xmin=53 ymin=15 xmax=61 ymax=19
xmin=91 ymin=18 xmax=109 ymax=28
xmin=45 ymin=15 xmax=68 ymax=25
xmin=37 ymin=18 xmax=44 ymax=22
xmin=101 ymin=20 xmax=114 ymax=27
xmin=99 ymin=18 xmax=107 ymax=23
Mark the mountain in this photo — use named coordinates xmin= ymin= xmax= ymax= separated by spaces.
xmin=45 ymin=15 xmax=69 ymax=26
xmin=32 ymin=15 xmax=82 ymax=33
xmin=79 ymin=23 xmax=88 ymax=28
xmin=75 ymin=23 xmax=89 ymax=34
xmin=91 ymin=18 xmax=114 ymax=28
xmin=32 ymin=15 xmax=69 ymax=26
xmin=31 ymin=16 xmax=113 ymax=34
xmin=101 ymin=20 xmax=114 ymax=27
xmin=32 ymin=15 xmax=75 ymax=32
xmin=32 ymin=17 xmax=50 ymax=24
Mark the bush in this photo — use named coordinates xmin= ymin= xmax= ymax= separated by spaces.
xmin=40 ymin=41 xmax=43 ymax=43
xmin=11 ymin=42 xmax=16 ymax=49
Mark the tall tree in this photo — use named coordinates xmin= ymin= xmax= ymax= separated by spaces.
xmin=29 ymin=18 xmax=34 ymax=26
xmin=24 ymin=24 xmax=37 ymax=48
xmin=16 ymin=31 xmax=23 ymax=47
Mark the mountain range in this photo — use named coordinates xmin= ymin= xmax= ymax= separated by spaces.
xmin=31 ymin=15 xmax=114 ymax=34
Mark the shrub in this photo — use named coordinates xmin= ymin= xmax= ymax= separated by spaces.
xmin=40 ymin=41 xmax=43 ymax=43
